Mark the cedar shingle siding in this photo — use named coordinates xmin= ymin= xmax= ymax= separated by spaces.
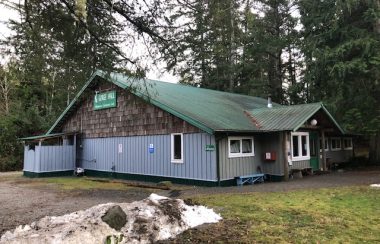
xmin=62 ymin=82 xmax=201 ymax=138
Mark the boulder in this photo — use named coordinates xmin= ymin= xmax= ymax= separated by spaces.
xmin=101 ymin=205 xmax=127 ymax=231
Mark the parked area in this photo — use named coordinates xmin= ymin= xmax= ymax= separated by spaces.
xmin=1 ymin=167 xmax=380 ymax=242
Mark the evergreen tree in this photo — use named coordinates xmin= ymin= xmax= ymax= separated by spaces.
xmin=299 ymin=0 xmax=380 ymax=162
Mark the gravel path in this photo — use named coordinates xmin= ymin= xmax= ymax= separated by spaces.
xmin=1 ymin=168 xmax=379 ymax=236
xmin=180 ymin=168 xmax=380 ymax=197
xmin=0 ymin=174 xmax=155 ymax=235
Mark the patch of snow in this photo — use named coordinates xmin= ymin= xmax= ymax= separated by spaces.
xmin=370 ymin=184 xmax=380 ymax=188
xmin=0 ymin=194 xmax=222 ymax=244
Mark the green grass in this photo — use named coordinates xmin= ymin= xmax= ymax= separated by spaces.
xmin=190 ymin=187 xmax=380 ymax=243
xmin=5 ymin=174 xmax=151 ymax=191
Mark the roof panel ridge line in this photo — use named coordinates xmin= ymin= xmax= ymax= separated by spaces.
xmin=292 ymin=104 xmax=323 ymax=132
xmin=320 ymin=103 xmax=345 ymax=134
xmin=243 ymin=110 xmax=262 ymax=129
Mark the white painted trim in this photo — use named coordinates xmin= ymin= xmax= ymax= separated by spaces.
xmin=343 ymin=138 xmax=353 ymax=150
xmin=171 ymin=133 xmax=184 ymax=163
xmin=330 ymin=137 xmax=342 ymax=151
xmin=291 ymin=132 xmax=310 ymax=161
xmin=228 ymin=136 xmax=255 ymax=158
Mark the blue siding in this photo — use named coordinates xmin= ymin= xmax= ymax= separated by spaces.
xmin=78 ymin=133 xmax=217 ymax=181
xmin=23 ymin=145 xmax=75 ymax=173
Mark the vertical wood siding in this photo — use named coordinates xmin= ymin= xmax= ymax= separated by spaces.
xmin=325 ymin=150 xmax=353 ymax=164
xmin=259 ymin=133 xmax=285 ymax=176
xmin=24 ymin=145 xmax=75 ymax=173
xmin=218 ymin=137 xmax=262 ymax=180
xmin=218 ymin=133 xmax=286 ymax=180
xmin=39 ymin=146 xmax=75 ymax=172
xmin=289 ymin=160 xmax=310 ymax=170
xmin=78 ymin=133 xmax=217 ymax=181
xmin=23 ymin=146 xmax=35 ymax=172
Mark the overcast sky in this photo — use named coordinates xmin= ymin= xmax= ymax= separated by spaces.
xmin=0 ymin=4 xmax=179 ymax=83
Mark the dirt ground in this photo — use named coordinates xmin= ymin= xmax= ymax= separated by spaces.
xmin=1 ymin=167 xmax=380 ymax=237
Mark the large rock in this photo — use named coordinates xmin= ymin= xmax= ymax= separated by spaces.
xmin=101 ymin=205 xmax=127 ymax=231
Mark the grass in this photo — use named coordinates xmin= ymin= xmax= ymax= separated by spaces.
xmin=181 ymin=186 xmax=380 ymax=243
xmin=2 ymin=173 xmax=150 ymax=191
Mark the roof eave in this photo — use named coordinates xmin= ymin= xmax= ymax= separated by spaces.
xmin=47 ymin=70 xmax=215 ymax=135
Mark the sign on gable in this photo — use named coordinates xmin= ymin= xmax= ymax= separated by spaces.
xmin=94 ymin=91 xmax=117 ymax=110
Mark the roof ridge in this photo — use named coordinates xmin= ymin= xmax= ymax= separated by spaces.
xmin=104 ymin=70 xmax=271 ymax=103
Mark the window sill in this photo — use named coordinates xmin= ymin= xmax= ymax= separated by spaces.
xmin=331 ymin=148 xmax=341 ymax=151
xmin=291 ymin=156 xmax=310 ymax=161
xmin=228 ymin=153 xmax=255 ymax=158
xmin=171 ymin=160 xmax=183 ymax=164
xmin=344 ymin=148 xmax=353 ymax=150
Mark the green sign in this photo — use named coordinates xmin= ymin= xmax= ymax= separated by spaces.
xmin=205 ymin=144 xmax=215 ymax=151
xmin=94 ymin=91 xmax=117 ymax=110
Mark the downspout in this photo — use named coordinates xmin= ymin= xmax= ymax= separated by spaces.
xmin=215 ymin=135 xmax=221 ymax=187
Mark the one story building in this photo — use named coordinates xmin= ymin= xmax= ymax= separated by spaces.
xmin=21 ymin=71 xmax=353 ymax=186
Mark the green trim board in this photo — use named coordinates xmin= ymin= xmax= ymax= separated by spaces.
xmin=84 ymin=170 xmax=237 ymax=187
xmin=23 ymin=170 xmax=73 ymax=178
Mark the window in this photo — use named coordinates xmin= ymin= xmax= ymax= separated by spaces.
xmin=171 ymin=133 xmax=183 ymax=163
xmin=319 ymin=138 xmax=329 ymax=151
xmin=343 ymin=138 xmax=353 ymax=150
xmin=291 ymin=132 xmax=310 ymax=161
xmin=331 ymin=137 xmax=342 ymax=151
xmin=228 ymin=137 xmax=254 ymax=158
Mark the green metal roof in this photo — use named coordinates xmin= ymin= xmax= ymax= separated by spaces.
xmin=249 ymin=103 xmax=344 ymax=133
xmin=19 ymin=132 xmax=73 ymax=141
xmin=46 ymin=70 xmax=345 ymax=135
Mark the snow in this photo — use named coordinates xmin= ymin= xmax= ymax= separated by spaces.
xmin=370 ymin=184 xmax=380 ymax=188
xmin=0 ymin=194 xmax=222 ymax=244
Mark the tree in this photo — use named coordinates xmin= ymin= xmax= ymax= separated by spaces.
xmin=299 ymin=0 xmax=380 ymax=162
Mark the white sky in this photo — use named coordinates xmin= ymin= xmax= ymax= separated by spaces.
xmin=0 ymin=4 xmax=179 ymax=83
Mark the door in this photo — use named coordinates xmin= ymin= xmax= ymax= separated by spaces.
xmin=309 ymin=132 xmax=319 ymax=170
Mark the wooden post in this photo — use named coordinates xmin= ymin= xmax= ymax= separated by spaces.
xmin=73 ymin=134 xmax=77 ymax=170
xmin=36 ymin=140 xmax=42 ymax=172
xmin=283 ymin=132 xmax=289 ymax=181
xmin=321 ymin=130 xmax=327 ymax=171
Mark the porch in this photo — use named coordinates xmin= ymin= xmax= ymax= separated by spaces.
xmin=21 ymin=133 xmax=77 ymax=177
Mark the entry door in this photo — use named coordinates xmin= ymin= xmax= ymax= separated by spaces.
xmin=309 ymin=132 xmax=319 ymax=170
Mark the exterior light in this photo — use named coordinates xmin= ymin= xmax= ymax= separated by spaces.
xmin=310 ymin=119 xmax=317 ymax=126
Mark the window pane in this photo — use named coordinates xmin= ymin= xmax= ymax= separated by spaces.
xmin=301 ymin=135 xmax=308 ymax=156
xmin=230 ymin=140 xmax=240 ymax=153
xmin=345 ymin=139 xmax=352 ymax=148
xmin=292 ymin=136 xmax=299 ymax=157
xmin=174 ymin=134 xmax=182 ymax=159
xmin=331 ymin=139 xmax=336 ymax=149
xmin=325 ymin=139 xmax=328 ymax=150
xmin=336 ymin=139 xmax=341 ymax=148
xmin=242 ymin=139 xmax=252 ymax=153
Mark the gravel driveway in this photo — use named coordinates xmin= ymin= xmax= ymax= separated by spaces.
xmin=1 ymin=167 xmax=379 ymax=236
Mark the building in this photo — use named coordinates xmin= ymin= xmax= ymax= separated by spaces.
xmin=21 ymin=71 xmax=353 ymax=186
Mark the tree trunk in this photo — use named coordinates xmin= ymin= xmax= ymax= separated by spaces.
xmin=369 ymin=133 xmax=380 ymax=164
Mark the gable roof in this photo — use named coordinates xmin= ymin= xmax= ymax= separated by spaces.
xmin=47 ymin=70 xmax=345 ymax=135
xmin=250 ymin=103 xmax=345 ymax=133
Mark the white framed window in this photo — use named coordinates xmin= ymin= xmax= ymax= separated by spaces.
xmin=291 ymin=132 xmax=310 ymax=161
xmin=171 ymin=133 xmax=183 ymax=163
xmin=319 ymin=138 xmax=329 ymax=152
xmin=228 ymin=136 xmax=254 ymax=158
xmin=331 ymin=137 xmax=342 ymax=151
xmin=343 ymin=138 xmax=353 ymax=150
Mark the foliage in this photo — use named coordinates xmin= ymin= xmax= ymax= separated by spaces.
xmin=180 ymin=186 xmax=380 ymax=242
